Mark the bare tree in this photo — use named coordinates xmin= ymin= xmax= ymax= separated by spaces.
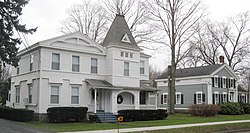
xmin=145 ymin=0 xmax=205 ymax=114
xmin=58 ymin=1 xmax=108 ymax=42
xmin=149 ymin=65 xmax=163 ymax=87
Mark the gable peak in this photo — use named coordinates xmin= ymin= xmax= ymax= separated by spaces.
xmin=121 ymin=33 xmax=131 ymax=43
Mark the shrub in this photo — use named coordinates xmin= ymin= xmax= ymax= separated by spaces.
xmin=219 ymin=102 xmax=244 ymax=115
xmin=47 ymin=107 xmax=88 ymax=123
xmin=0 ymin=106 xmax=34 ymax=122
xmin=189 ymin=104 xmax=220 ymax=117
xmin=240 ymin=103 xmax=250 ymax=114
xmin=118 ymin=109 xmax=167 ymax=122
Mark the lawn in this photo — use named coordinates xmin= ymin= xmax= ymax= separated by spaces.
xmin=23 ymin=114 xmax=250 ymax=132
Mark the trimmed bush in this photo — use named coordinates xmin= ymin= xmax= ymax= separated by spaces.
xmin=47 ymin=107 xmax=88 ymax=123
xmin=219 ymin=102 xmax=244 ymax=115
xmin=118 ymin=109 xmax=167 ymax=122
xmin=0 ymin=106 xmax=34 ymax=122
xmin=240 ymin=103 xmax=250 ymax=114
xmin=189 ymin=104 xmax=220 ymax=117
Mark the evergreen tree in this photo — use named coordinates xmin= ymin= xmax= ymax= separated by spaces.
xmin=0 ymin=0 xmax=36 ymax=67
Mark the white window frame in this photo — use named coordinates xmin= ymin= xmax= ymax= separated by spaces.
xmin=30 ymin=54 xmax=34 ymax=71
xmin=196 ymin=91 xmax=202 ymax=104
xmin=176 ymin=92 xmax=181 ymax=104
xmin=50 ymin=84 xmax=60 ymax=104
xmin=222 ymin=92 xmax=227 ymax=102
xmin=52 ymin=53 xmax=60 ymax=70
xmin=214 ymin=92 xmax=219 ymax=104
xmin=91 ymin=58 xmax=98 ymax=74
xmin=15 ymin=86 xmax=20 ymax=103
xmin=163 ymin=93 xmax=168 ymax=104
xmin=71 ymin=86 xmax=80 ymax=104
xmin=124 ymin=62 xmax=129 ymax=76
xmin=121 ymin=51 xmax=124 ymax=57
xmin=214 ymin=76 xmax=218 ymax=87
xmin=222 ymin=77 xmax=226 ymax=88
xmin=28 ymin=84 xmax=32 ymax=104
xmin=229 ymin=91 xmax=234 ymax=102
xmin=140 ymin=60 xmax=145 ymax=75
xmin=72 ymin=55 xmax=80 ymax=72
xmin=230 ymin=77 xmax=234 ymax=88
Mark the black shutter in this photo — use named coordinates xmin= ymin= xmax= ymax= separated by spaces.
xmin=212 ymin=94 xmax=215 ymax=104
xmin=238 ymin=95 xmax=240 ymax=103
xmin=212 ymin=77 xmax=214 ymax=87
xmin=194 ymin=94 xmax=196 ymax=104
xmin=181 ymin=94 xmax=184 ymax=104
xmin=220 ymin=94 xmax=223 ymax=103
xmin=234 ymin=79 xmax=236 ymax=88
xmin=161 ymin=95 xmax=163 ymax=104
xmin=202 ymin=93 xmax=205 ymax=103
xmin=227 ymin=94 xmax=229 ymax=102
xmin=218 ymin=94 xmax=221 ymax=103
xmin=221 ymin=78 xmax=223 ymax=88
xmin=174 ymin=94 xmax=176 ymax=104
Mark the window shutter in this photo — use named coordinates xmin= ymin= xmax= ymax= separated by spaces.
xmin=234 ymin=79 xmax=236 ymax=88
xmin=194 ymin=94 xmax=196 ymax=104
xmin=218 ymin=94 xmax=221 ymax=103
xmin=221 ymin=78 xmax=223 ymax=88
xmin=202 ymin=94 xmax=205 ymax=103
xmin=212 ymin=94 xmax=215 ymax=104
xmin=220 ymin=94 xmax=223 ymax=103
xmin=227 ymin=94 xmax=229 ymax=102
xmin=181 ymin=94 xmax=184 ymax=104
xmin=238 ymin=95 xmax=240 ymax=103
xmin=174 ymin=94 xmax=176 ymax=104
xmin=161 ymin=95 xmax=163 ymax=104
xmin=212 ymin=77 xmax=214 ymax=87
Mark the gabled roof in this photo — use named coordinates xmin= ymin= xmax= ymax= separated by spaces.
xmin=158 ymin=64 xmax=223 ymax=79
xmin=102 ymin=14 xmax=141 ymax=51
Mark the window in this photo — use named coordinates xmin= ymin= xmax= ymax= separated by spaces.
xmin=163 ymin=93 xmax=168 ymax=104
xmin=130 ymin=53 xmax=133 ymax=58
xmin=124 ymin=62 xmax=129 ymax=76
xmin=8 ymin=92 xmax=11 ymax=102
xmin=214 ymin=76 xmax=218 ymax=87
xmin=140 ymin=91 xmax=146 ymax=104
xmin=17 ymin=63 xmax=20 ymax=74
xmin=51 ymin=85 xmax=59 ymax=104
xmin=72 ymin=56 xmax=80 ymax=72
xmin=16 ymin=87 xmax=20 ymax=103
xmin=213 ymin=92 xmax=219 ymax=104
xmin=196 ymin=92 xmax=202 ymax=104
xmin=176 ymin=92 xmax=182 ymax=104
xmin=140 ymin=61 xmax=145 ymax=75
xmin=91 ymin=58 xmax=98 ymax=73
xmin=222 ymin=93 xmax=227 ymax=102
xmin=71 ymin=87 xmax=79 ymax=104
xmin=28 ymin=85 xmax=32 ymax=103
xmin=125 ymin=52 xmax=129 ymax=57
xmin=30 ymin=54 xmax=33 ymax=71
xmin=121 ymin=52 xmax=124 ymax=57
xmin=222 ymin=77 xmax=226 ymax=88
xmin=229 ymin=92 xmax=234 ymax=102
xmin=52 ymin=53 xmax=60 ymax=70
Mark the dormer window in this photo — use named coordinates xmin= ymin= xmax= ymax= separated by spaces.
xmin=121 ymin=33 xmax=131 ymax=43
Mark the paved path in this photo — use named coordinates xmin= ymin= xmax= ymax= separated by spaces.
xmin=60 ymin=120 xmax=250 ymax=133
xmin=0 ymin=118 xmax=53 ymax=133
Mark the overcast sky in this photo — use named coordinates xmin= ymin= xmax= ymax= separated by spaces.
xmin=19 ymin=0 xmax=250 ymax=71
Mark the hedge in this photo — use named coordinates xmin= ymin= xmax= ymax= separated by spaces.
xmin=219 ymin=102 xmax=244 ymax=115
xmin=0 ymin=106 xmax=34 ymax=122
xmin=118 ymin=109 xmax=168 ymax=122
xmin=189 ymin=104 xmax=220 ymax=117
xmin=47 ymin=107 xmax=88 ymax=123
xmin=240 ymin=103 xmax=250 ymax=114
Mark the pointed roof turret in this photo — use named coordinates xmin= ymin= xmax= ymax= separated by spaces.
xmin=102 ymin=14 xmax=141 ymax=51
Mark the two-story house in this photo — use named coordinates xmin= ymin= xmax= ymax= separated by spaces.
xmin=156 ymin=63 xmax=239 ymax=110
xmin=6 ymin=14 xmax=157 ymax=121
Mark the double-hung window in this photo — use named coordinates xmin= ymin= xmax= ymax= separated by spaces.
xmin=30 ymin=54 xmax=33 ymax=71
xmin=16 ymin=87 xmax=20 ymax=103
xmin=71 ymin=87 xmax=79 ymax=104
xmin=91 ymin=58 xmax=98 ymax=74
xmin=196 ymin=92 xmax=202 ymax=104
xmin=72 ymin=56 xmax=80 ymax=72
xmin=51 ymin=85 xmax=59 ymax=104
xmin=28 ymin=85 xmax=32 ymax=103
xmin=52 ymin=53 xmax=60 ymax=70
xmin=214 ymin=92 xmax=219 ymax=104
xmin=140 ymin=60 xmax=145 ymax=75
xmin=176 ymin=92 xmax=181 ymax=104
xmin=124 ymin=62 xmax=129 ymax=76
xmin=163 ymin=93 xmax=168 ymax=104
xmin=222 ymin=92 xmax=227 ymax=102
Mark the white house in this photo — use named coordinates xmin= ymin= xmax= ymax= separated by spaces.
xmin=6 ymin=14 xmax=158 ymax=121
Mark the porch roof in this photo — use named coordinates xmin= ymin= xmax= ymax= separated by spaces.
xmin=86 ymin=79 xmax=159 ymax=91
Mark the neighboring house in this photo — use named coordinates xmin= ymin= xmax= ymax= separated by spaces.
xmin=238 ymin=85 xmax=249 ymax=103
xmin=156 ymin=64 xmax=239 ymax=110
xmin=6 ymin=14 xmax=157 ymax=121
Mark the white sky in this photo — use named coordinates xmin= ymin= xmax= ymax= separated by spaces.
xmin=19 ymin=0 xmax=250 ymax=71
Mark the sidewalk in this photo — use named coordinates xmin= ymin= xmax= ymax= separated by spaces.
xmin=60 ymin=120 xmax=250 ymax=133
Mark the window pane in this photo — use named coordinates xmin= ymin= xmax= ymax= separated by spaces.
xmin=72 ymin=87 xmax=79 ymax=95
xmin=52 ymin=53 xmax=60 ymax=62
xmin=71 ymin=96 xmax=79 ymax=104
xmin=51 ymin=95 xmax=59 ymax=104
xmin=52 ymin=53 xmax=60 ymax=70
xmin=51 ymin=86 xmax=59 ymax=95
xmin=91 ymin=58 xmax=98 ymax=73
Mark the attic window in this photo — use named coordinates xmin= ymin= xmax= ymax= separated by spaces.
xmin=121 ymin=33 xmax=131 ymax=43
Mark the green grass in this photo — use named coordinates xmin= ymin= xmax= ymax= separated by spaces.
xmin=23 ymin=114 xmax=250 ymax=132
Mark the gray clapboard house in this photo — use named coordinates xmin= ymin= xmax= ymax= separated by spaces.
xmin=155 ymin=64 xmax=239 ymax=110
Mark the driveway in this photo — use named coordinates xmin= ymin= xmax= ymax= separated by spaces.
xmin=0 ymin=118 xmax=54 ymax=133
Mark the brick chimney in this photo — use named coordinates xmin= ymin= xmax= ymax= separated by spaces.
xmin=219 ymin=56 xmax=224 ymax=64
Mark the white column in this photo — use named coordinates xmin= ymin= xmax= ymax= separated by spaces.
xmin=207 ymin=84 xmax=212 ymax=104
xmin=94 ymin=88 xmax=97 ymax=113
xmin=135 ymin=91 xmax=140 ymax=109
xmin=155 ymin=92 xmax=157 ymax=109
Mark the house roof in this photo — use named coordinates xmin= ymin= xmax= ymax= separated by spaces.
xmin=158 ymin=64 xmax=223 ymax=79
xmin=238 ymin=85 xmax=248 ymax=92
xmin=86 ymin=79 xmax=158 ymax=91
xmin=102 ymin=14 xmax=141 ymax=51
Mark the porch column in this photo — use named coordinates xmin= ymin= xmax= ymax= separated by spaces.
xmin=207 ymin=83 xmax=212 ymax=104
xmin=94 ymin=88 xmax=97 ymax=113
xmin=155 ymin=93 xmax=157 ymax=109
xmin=135 ymin=91 xmax=140 ymax=109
